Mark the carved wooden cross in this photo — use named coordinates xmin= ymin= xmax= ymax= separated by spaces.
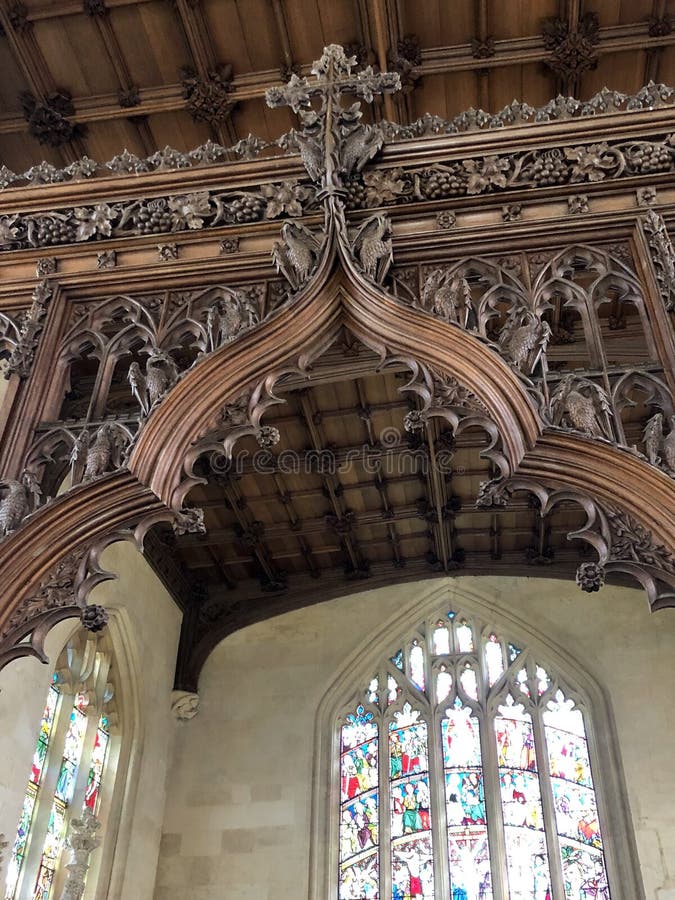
xmin=266 ymin=44 xmax=400 ymax=196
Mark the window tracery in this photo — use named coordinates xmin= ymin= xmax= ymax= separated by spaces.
xmin=337 ymin=607 xmax=610 ymax=899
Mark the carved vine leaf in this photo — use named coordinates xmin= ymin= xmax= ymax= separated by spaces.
xmin=606 ymin=507 xmax=675 ymax=574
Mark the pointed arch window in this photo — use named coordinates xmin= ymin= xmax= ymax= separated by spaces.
xmin=337 ymin=608 xmax=611 ymax=899
xmin=4 ymin=634 xmax=115 ymax=900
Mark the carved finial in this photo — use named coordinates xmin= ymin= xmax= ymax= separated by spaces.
xmin=173 ymin=507 xmax=206 ymax=536
xmin=266 ymin=44 xmax=400 ymax=196
xmin=5 ymin=280 xmax=53 ymax=379
xmin=171 ymin=689 xmax=200 ymax=720
xmin=576 ymin=561 xmax=605 ymax=592
xmin=80 ymin=604 xmax=108 ymax=633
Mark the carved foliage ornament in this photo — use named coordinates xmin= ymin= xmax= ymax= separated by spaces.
xmin=541 ymin=12 xmax=600 ymax=80
xmin=1 ymin=81 xmax=673 ymax=191
xmin=642 ymin=210 xmax=675 ymax=311
xmin=181 ymin=64 xmax=236 ymax=127
xmin=266 ymin=44 xmax=400 ymax=195
xmin=4 ymin=279 xmax=53 ymax=379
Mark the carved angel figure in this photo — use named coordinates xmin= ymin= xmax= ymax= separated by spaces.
xmin=0 ymin=470 xmax=41 ymax=536
xmin=206 ymin=292 xmax=260 ymax=352
xmin=351 ymin=214 xmax=392 ymax=283
xmin=499 ymin=311 xmax=552 ymax=374
xmin=420 ymin=269 xmax=475 ymax=327
xmin=550 ymin=375 xmax=613 ymax=439
xmin=272 ymin=222 xmax=322 ymax=292
xmin=128 ymin=350 xmax=179 ymax=416
xmin=643 ymin=412 xmax=675 ymax=472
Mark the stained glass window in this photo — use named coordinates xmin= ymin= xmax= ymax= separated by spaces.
xmin=5 ymin=646 xmax=116 ymax=900
xmin=4 ymin=684 xmax=60 ymax=900
xmin=336 ymin=609 xmax=613 ymax=899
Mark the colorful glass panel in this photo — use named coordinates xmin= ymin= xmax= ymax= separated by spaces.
xmin=456 ymin=622 xmax=473 ymax=653
xmin=410 ymin=642 xmax=425 ymax=691
xmin=485 ymin=635 xmax=504 ymax=687
xmin=5 ymin=686 xmax=60 ymax=900
xmin=339 ymin=706 xmax=379 ymax=899
xmin=443 ymin=700 xmax=492 ymax=899
xmin=390 ymin=705 xmax=431 ymax=896
xmin=392 ymin=834 xmax=434 ymax=899
xmin=34 ymin=696 xmax=88 ymax=899
xmin=84 ymin=717 xmax=109 ymax=813
xmin=495 ymin=698 xmax=552 ymax=898
xmin=544 ymin=693 xmax=609 ymax=896
xmin=433 ymin=625 xmax=450 ymax=656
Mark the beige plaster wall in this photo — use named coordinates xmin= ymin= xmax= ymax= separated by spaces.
xmin=154 ymin=575 xmax=675 ymax=900
xmin=0 ymin=540 xmax=181 ymax=900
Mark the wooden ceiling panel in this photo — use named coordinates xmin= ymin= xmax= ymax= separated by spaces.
xmin=110 ymin=2 xmax=188 ymax=88
xmin=110 ymin=11 xmax=168 ymax=87
xmin=144 ymin=110 xmax=211 ymax=153
xmin=202 ymin=0 xmax=270 ymax=74
xmin=440 ymin=71 xmax=479 ymax=118
xmin=284 ymin=0 xmax=334 ymax=62
xmin=582 ymin=49 xmax=650 ymax=97
xmin=82 ymin=118 xmax=150 ymax=164
xmin=489 ymin=62 xmax=557 ymax=110
xmin=487 ymin=0 xmax=557 ymax=40
xmin=0 ymin=44 xmax=31 ymax=115
xmin=411 ymin=73 xmax=451 ymax=120
xmin=32 ymin=16 xmax=119 ymax=96
xmin=0 ymin=131 xmax=62 ymax=170
xmin=401 ymin=0 xmax=474 ymax=47
xmin=315 ymin=0 xmax=362 ymax=48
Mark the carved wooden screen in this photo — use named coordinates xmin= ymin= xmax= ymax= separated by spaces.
xmin=337 ymin=608 xmax=609 ymax=899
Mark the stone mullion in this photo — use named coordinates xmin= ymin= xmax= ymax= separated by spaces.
xmin=480 ymin=700 xmax=510 ymax=899
xmin=378 ymin=702 xmax=392 ymax=900
xmin=428 ymin=704 xmax=450 ymax=898
xmin=532 ymin=711 xmax=566 ymax=900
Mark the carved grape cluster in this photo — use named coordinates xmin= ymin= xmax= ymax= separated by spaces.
xmin=422 ymin=166 xmax=467 ymax=199
xmin=345 ymin=178 xmax=369 ymax=210
xmin=626 ymin=143 xmax=673 ymax=174
xmin=527 ymin=149 xmax=571 ymax=186
xmin=227 ymin=195 xmax=266 ymax=223
xmin=133 ymin=200 xmax=173 ymax=235
xmin=29 ymin=217 xmax=76 ymax=246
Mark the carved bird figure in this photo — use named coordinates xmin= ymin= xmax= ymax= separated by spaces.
xmin=643 ymin=412 xmax=664 ymax=466
xmin=69 ymin=428 xmax=90 ymax=484
xmin=83 ymin=424 xmax=117 ymax=481
xmin=285 ymin=130 xmax=324 ymax=182
xmin=352 ymin=215 xmax=392 ymax=282
xmin=0 ymin=472 xmax=40 ymax=536
xmin=206 ymin=304 xmax=221 ymax=354
xmin=272 ymin=222 xmax=318 ymax=292
xmin=340 ymin=123 xmax=384 ymax=176
xmin=501 ymin=313 xmax=552 ymax=373
xmin=554 ymin=376 xmax=605 ymax=437
xmin=128 ymin=362 xmax=149 ymax=416
xmin=421 ymin=269 xmax=456 ymax=321
xmin=664 ymin=417 xmax=675 ymax=471
xmin=145 ymin=351 xmax=178 ymax=406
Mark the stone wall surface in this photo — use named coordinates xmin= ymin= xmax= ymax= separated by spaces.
xmin=154 ymin=576 xmax=675 ymax=900
xmin=0 ymin=540 xmax=181 ymax=900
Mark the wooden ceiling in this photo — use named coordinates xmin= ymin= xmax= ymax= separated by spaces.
xmin=0 ymin=0 xmax=673 ymax=174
